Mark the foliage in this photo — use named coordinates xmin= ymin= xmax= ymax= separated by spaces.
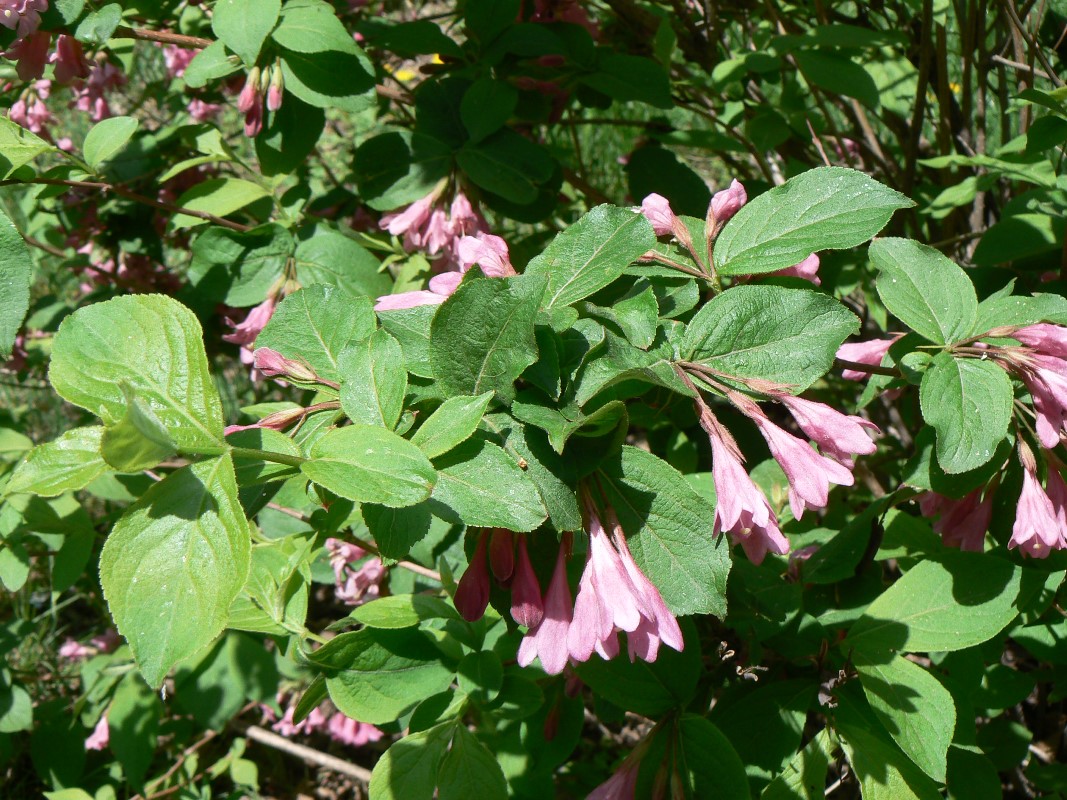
xmin=1 ymin=1 xmax=1067 ymax=799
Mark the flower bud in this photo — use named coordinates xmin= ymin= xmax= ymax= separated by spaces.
xmin=489 ymin=528 xmax=514 ymax=582
xmin=252 ymin=347 xmax=319 ymax=383
xmin=454 ymin=531 xmax=490 ymax=622
xmin=237 ymin=67 xmax=260 ymax=113
xmin=267 ymin=65 xmax=284 ymax=112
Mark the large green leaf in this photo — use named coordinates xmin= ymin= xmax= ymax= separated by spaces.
xmin=0 ymin=207 xmax=31 ymax=359
xmin=279 ymin=47 xmax=376 ymax=113
xmin=82 ymin=116 xmax=138 ymax=172
xmin=170 ymin=178 xmax=270 ymax=230
xmin=339 ymin=330 xmax=407 ymax=428
xmin=761 ymin=729 xmax=835 ymax=800
xmin=49 ymin=295 xmax=226 ymax=451
xmin=456 ymin=128 xmax=554 ymax=205
xmin=872 ymin=238 xmax=978 ymax=345
xmin=410 ymin=392 xmax=494 ymax=458
xmin=846 ymin=552 xmax=1022 ymax=656
xmin=598 ymin=446 xmax=730 ymax=617
xmin=256 ymin=285 xmax=376 ymax=382
xmin=430 ymin=439 xmax=547 ymax=532
xmin=313 ymin=628 xmax=455 ymax=724
xmin=4 ymin=427 xmax=108 ymax=497
xmin=212 ymin=0 xmax=280 ymax=65
xmin=679 ymin=715 xmax=752 ymax=799
xmin=188 ymin=224 xmax=292 ymax=307
xmin=919 ymin=353 xmax=1013 ymax=474
xmin=302 ymin=425 xmax=436 ymax=507
xmin=856 ymin=653 xmax=956 ymax=782
xmin=0 ymin=116 xmax=55 ymax=177
xmin=437 ymin=725 xmax=508 ymax=800
xmin=525 ymin=205 xmax=656 ymax=308
xmin=429 ymin=274 xmax=544 ymax=399
xmin=369 ymin=722 xmax=453 ymax=800
xmin=682 ymin=285 xmax=858 ymax=393
xmin=354 ymin=130 xmax=453 ymax=212
xmin=295 ymin=227 xmax=392 ymax=299
xmin=714 ymin=167 xmax=913 ymax=276
xmin=100 ymin=454 xmax=250 ymax=688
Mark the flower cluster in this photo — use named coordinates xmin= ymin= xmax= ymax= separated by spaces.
xmin=325 ymin=537 xmax=385 ymax=605
xmin=265 ymin=693 xmax=385 ymax=748
xmin=236 ymin=62 xmax=284 ymax=137
xmin=454 ymin=529 xmax=545 ymax=629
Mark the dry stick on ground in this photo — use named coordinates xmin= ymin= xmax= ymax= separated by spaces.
xmin=237 ymin=723 xmax=374 ymax=785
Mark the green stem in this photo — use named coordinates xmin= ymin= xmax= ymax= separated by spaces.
xmin=229 ymin=447 xmax=308 ymax=468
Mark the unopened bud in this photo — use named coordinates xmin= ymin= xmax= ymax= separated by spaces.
xmin=510 ymin=536 xmax=543 ymax=628
xmin=252 ymin=347 xmax=318 ymax=382
xmin=489 ymin=528 xmax=514 ymax=582
xmin=267 ymin=64 xmax=284 ymax=112
xmin=453 ymin=531 xmax=490 ymax=622
xmin=708 ymin=179 xmax=747 ymax=232
xmin=237 ymin=67 xmax=260 ymax=113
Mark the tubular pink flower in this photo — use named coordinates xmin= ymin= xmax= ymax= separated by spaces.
xmin=72 ymin=60 xmax=126 ymax=121
xmin=1011 ymin=323 xmax=1067 ymax=359
xmin=52 ymin=34 xmax=90 ymax=83
xmin=456 ymin=233 xmax=516 ymax=277
xmin=325 ymin=537 xmax=384 ymax=606
xmin=85 ymin=714 xmax=109 ymax=751
xmin=836 ymin=335 xmax=901 ymax=380
xmin=919 ymin=489 xmax=991 ymax=552
xmin=489 ymin=528 xmax=515 ymax=582
xmin=774 ymin=253 xmax=821 ymax=285
xmin=454 ymin=531 xmax=491 ymax=622
xmin=1010 ymin=464 xmax=1065 ymax=558
xmin=380 ymin=190 xmax=439 ymax=238
xmin=710 ymin=179 xmax=747 ymax=229
xmin=749 ymin=410 xmax=854 ymax=520
xmin=702 ymin=409 xmax=790 ymax=563
xmin=639 ymin=193 xmax=677 ymax=237
xmin=162 ymin=44 xmax=198 ymax=79
xmin=510 ymin=535 xmax=544 ymax=628
xmin=223 ymin=297 xmax=277 ymax=347
xmin=58 ymin=638 xmax=93 ymax=660
xmin=779 ymin=395 xmax=878 ymax=468
xmin=1019 ymin=355 xmax=1067 ymax=448
xmin=587 ymin=760 xmax=640 ymax=800
xmin=327 ymin=712 xmax=384 ymax=747
xmin=224 ymin=405 xmax=305 ymax=436
xmin=517 ymin=536 xmax=573 ymax=675
xmin=7 ymin=30 xmax=49 ymax=80
xmin=373 ymin=289 xmax=448 ymax=311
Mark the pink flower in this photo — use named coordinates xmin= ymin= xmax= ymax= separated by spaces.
xmin=52 ymin=35 xmax=90 ymax=83
xmin=162 ymin=44 xmax=198 ymax=79
xmin=380 ymin=189 xmax=440 ymax=240
xmin=0 ymin=0 xmax=47 ymax=39
xmin=72 ymin=60 xmax=127 ymax=121
xmin=510 ymin=535 xmax=544 ymax=628
xmin=517 ymin=535 xmax=573 ymax=675
xmin=91 ymin=629 xmax=120 ymax=653
xmin=588 ymin=760 xmax=640 ymax=800
xmin=374 ymin=289 xmax=450 ymax=311
xmin=456 ymin=233 xmax=516 ymax=277
xmin=272 ymin=701 xmax=328 ymax=737
xmin=749 ymin=410 xmax=854 ymax=520
xmin=836 ymin=335 xmax=901 ymax=380
xmin=919 ymin=490 xmax=990 ymax=552
xmin=187 ymin=97 xmax=222 ymax=122
xmin=639 ymin=193 xmax=677 ymax=237
xmin=700 ymin=407 xmax=790 ymax=564
xmin=325 ymin=537 xmax=385 ymax=606
xmin=773 ymin=253 xmax=821 ymax=285
xmin=454 ymin=531 xmax=491 ymax=622
xmin=1009 ymin=463 xmax=1067 ymax=558
xmin=326 ymin=712 xmax=384 ymax=747
xmin=252 ymin=347 xmax=318 ymax=383
xmin=223 ymin=298 xmax=277 ymax=348
xmin=779 ymin=395 xmax=878 ymax=468
xmin=1019 ymin=355 xmax=1067 ymax=448
xmin=1011 ymin=323 xmax=1067 ymax=359
xmin=58 ymin=638 xmax=93 ymax=660
xmin=85 ymin=714 xmax=109 ymax=751
xmin=224 ymin=405 xmax=306 ymax=436
xmin=9 ymin=81 xmax=52 ymax=133
xmin=710 ymin=179 xmax=747 ymax=230
xmin=6 ymin=30 xmax=49 ymax=80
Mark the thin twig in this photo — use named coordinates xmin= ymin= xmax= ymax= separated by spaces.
xmin=991 ymin=53 xmax=1054 ymax=80
xmin=113 ymin=26 xmax=212 ymax=48
xmin=238 ymin=723 xmax=374 ymax=784
xmin=1001 ymin=0 xmax=1065 ymax=86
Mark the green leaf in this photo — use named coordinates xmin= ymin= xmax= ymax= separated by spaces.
xmin=256 ymin=94 xmax=325 ymax=176
xmin=83 ymin=116 xmax=138 ymax=172
xmin=871 ymin=238 xmax=978 ymax=344
xmin=846 ymin=552 xmax=1022 ymax=656
xmin=279 ymin=47 xmax=376 ymax=113
xmin=339 ymin=330 xmax=407 ymax=429
xmin=456 ymin=651 xmax=502 ymax=702
xmin=429 ymin=274 xmax=545 ymax=399
xmin=271 ymin=0 xmax=360 ymax=54
xmin=171 ymin=178 xmax=270 ymax=230
xmin=369 ymin=722 xmax=453 ymax=800
xmin=107 ymin=676 xmax=160 ymax=789
xmin=174 ymin=633 xmax=279 ymax=729
xmin=571 ymin=327 xmax=693 ymax=406
xmin=714 ymin=167 xmax=913 ymax=276
xmin=315 ymin=629 xmax=455 ymax=724
xmin=74 ymin=2 xmax=122 ymax=44
xmin=526 ymin=205 xmax=657 ymax=308
xmin=212 ymin=0 xmax=280 ymax=65
xmin=919 ymin=353 xmax=1013 ymax=474
xmin=598 ymin=447 xmax=729 ymax=616
xmin=411 ymin=392 xmax=494 ymax=459
xmin=227 ymin=538 xmax=309 ymax=634
xmin=973 ymin=213 xmax=1066 ymax=265
xmin=303 ymin=425 xmax=435 ymax=507
xmin=0 ymin=116 xmax=55 ymax=178
xmin=349 ymin=595 xmax=459 ymax=629
xmin=48 ymin=295 xmax=226 ymax=451
xmin=0 ymin=678 xmax=32 ymax=733
xmin=579 ymin=284 xmax=659 ymax=349
xmin=511 ymin=396 xmax=626 ymax=454
xmin=100 ymin=386 xmax=178 ymax=472
xmin=581 ymin=53 xmax=672 ymax=109
xmin=256 ymin=284 xmax=376 ymax=382
xmin=795 ymin=49 xmax=880 ymax=108
xmin=438 ymin=726 xmax=508 ymax=800
xmin=457 ymin=128 xmax=554 ymax=205
xmin=188 ymin=224 xmax=292 ymax=307
xmin=0 ymin=207 xmax=32 ymax=359
xmin=362 ymin=501 xmax=434 ymax=562
xmin=430 ymin=439 xmax=547 ymax=532
xmin=856 ymin=653 xmax=956 ymax=782
xmin=683 ymin=285 xmax=858 ymax=393
xmin=460 ymin=78 xmax=518 ymax=143
xmin=100 ymin=454 xmax=251 ymax=688
xmin=4 ymin=427 xmax=108 ymax=497
xmin=183 ymin=40 xmax=242 ymax=88
xmin=679 ymin=715 xmax=752 ymax=799
xmin=354 ymin=130 xmax=453 ymax=212
xmin=761 ymin=728 xmax=835 ymax=800
xmin=295 ymin=227 xmax=392 ymax=299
